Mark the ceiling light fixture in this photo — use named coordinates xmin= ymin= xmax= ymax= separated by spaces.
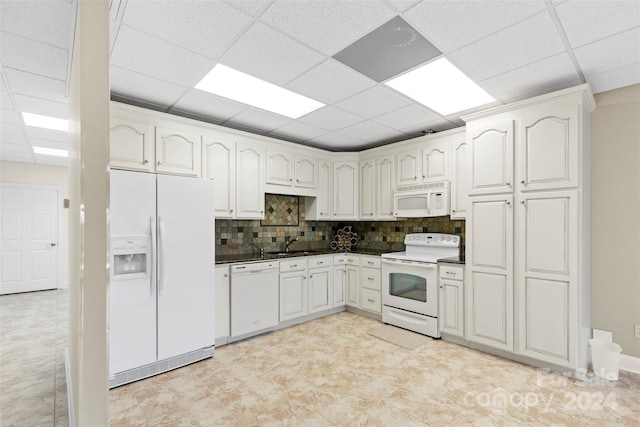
xmin=21 ymin=112 xmax=68 ymax=132
xmin=195 ymin=64 xmax=325 ymax=119
xmin=33 ymin=146 xmax=68 ymax=158
xmin=385 ymin=58 xmax=495 ymax=116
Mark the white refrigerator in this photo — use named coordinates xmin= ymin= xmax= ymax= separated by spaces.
xmin=109 ymin=170 xmax=215 ymax=388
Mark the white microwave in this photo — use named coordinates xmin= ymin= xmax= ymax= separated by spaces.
xmin=393 ymin=181 xmax=449 ymax=218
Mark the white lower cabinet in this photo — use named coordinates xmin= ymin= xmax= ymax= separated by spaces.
xmin=439 ymin=263 xmax=464 ymax=337
xmin=214 ymin=265 xmax=230 ymax=342
xmin=332 ymin=261 xmax=346 ymax=307
xmin=345 ymin=264 xmax=360 ymax=308
xmin=308 ymin=267 xmax=332 ymax=314
xmin=360 ymin=256 xmax=381 ymax=314
xmin=279 ymin=259 xmax=308 ymax=322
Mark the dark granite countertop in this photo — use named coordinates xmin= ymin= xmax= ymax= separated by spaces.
xmin=437 ymin=255 xmax=466 ymax=265
xmin=215 ymin=248 xmax=389 ymax=264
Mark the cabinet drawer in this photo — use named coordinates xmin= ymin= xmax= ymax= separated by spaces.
xmin=280 ymin=259 xmax=307 ymax=272
xmin=361 ymin=288 xmax=381 ymax=313
xmin=439 ymin=264 xmax=464 ymax=280
xmin=344 ymin=256 xmax=360 ymax=266
xmin=308 ymin=255 xmax=331 ymax=269
xmin=361 ymin=256 xmax=381 ymax=269
xmin=361 ymin=267 xmax=381 ymax=291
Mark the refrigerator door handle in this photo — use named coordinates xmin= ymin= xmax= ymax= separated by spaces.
xmin=150 ymin=216 xmax=157 ymax=297
xmin=158 ymin=216 xmax=166 ymax=295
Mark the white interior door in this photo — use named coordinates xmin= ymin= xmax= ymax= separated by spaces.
xmin=1 ymin=185 xmax=58 ymax=295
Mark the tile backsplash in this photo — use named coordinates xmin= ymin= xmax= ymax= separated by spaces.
xmin=216 ymin=194 xmax=465 ymax=256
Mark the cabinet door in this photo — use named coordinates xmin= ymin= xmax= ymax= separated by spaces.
xmin=345 ymin=265 xmax=360 ymax=307
xmin=110 ymin=118 xmax=153 ymax=172
xmin=439 ymin=279 xmax=463 ymax=337
xmin=395 ymin=149 xmax=421 ymax=186
xmin=317 ymin=160 xmax=332 ymax=219
xmin=359 ymin=159 xmax=375 ymax=219
xmin=467 ymin=195 xmax=513 ymax=351
xmin=450 ymin=137 xmax=468 ymax=219
xmin=333 ymin=161 xmax=358 ymax=219
xmin=361 ymin=288 xmax=381 ymax=313
xmin=266 ymin=150 xmax=293 ymax=186
xmin=517 ymin=191 xmax=576 ymax=366
xmin=518 ymin=106 xmax=579 ymax=191
xmin=155 ymin=127 xmax=201 ymax=176
xmin=236 ymin=143 xmax=265 ymax=219
xmin=202 ymin=137 xmax=236 ymax=218
xmin=308 ymin=267 xmax=332 ymax=314
xmin=332 ymin=267 xmax=346 ymax=307
xmin=468 ymin=120 xmax=514 ymax=195
xmin=295 ymin=155 xmax=317 ymax=188
xmin=215 ymin=266 xmax=230 ymax=341
xmin=377 ymin=155 xmax=395 ymax=220
xmin=422 ymin=140 xmax=449 ymax=182
xmin=279 ymin=272 xmax=307 ymax=321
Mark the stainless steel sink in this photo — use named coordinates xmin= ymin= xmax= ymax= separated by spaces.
xmin=266 ymin=250 xmax=321 ymax=257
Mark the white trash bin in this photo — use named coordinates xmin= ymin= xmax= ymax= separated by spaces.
xmin=589 ymin=339 xmax=622 ymax=380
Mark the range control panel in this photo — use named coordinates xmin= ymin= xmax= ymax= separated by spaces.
xmin=403 ymin=233 xmax=460 ymax=248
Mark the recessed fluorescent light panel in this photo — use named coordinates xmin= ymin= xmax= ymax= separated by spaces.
xmin=385 ymin=58 xmax=495 ymax=115
xmin=33 ymin=146 xmax=68 ymax=157
xmin=21 ymin=112 xmax=68 ymax=132
xmin=195 ymin=64 xmax=324 ymax=119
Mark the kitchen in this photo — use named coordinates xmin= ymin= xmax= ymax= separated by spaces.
xmin=0 ymin=0 xmax=639 ymax=425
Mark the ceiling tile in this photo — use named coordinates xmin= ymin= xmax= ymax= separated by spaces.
xmin=307 ymin=132 xmax=364 ymax=150
xmin=403 ymin=0 xmax=547 ymax=53
xmin=0 ymin=142 xmax=29 ymax=153
xmin=480 ymin=53 xmax=580 ymax=101
xmin=224 ymin=0 xmax=272 ymax=16
xmin=224 ymin=108 xmax=292 ymax=134
xmin=34 ymin=154 xmax=68 ymax=167
xmin=260 ymin=0 xmax=396 ymax=56
xmin=1 ymin=91 xmax=13 ymax=110
xmin=449 ymin=12 xmax=566 ymax=81
xmin=110 ymin=66 xmax=187 ymax=108
xmin=555 ymin=1 xmax=640 ymax=48
xmin=336 ymin=86 xmax=410 ymax=119
xmin=110 ymin=25 xmax=214 ymax=87
xmin=28 ymin=138 xmax=67 ymax=151
xmin=0 ymin=133 xmax=26 ymax=145
xmin=574 ymin=28 xmax=640 ymax=78
xmin=0 ymin=0 xmax=76 ymax=49
xmin=371 ymin=104 xmax=442 ymax=131
xmin=286 ymin=59 xmax=375 ymax=104
xmin=270 ymin=121 xmax=328 ymax=141
xmin=219 ymin=21 xmax=324 ymax=86
xmin=0 ymin=123 xmax=23 ymax=137
xmin=3 ymin=68 xmax=67 ymax=103
xmin=0 ymin=150 xmax=32 ymax=163
xmin=12 ymin=94 xmax=67 ymax=119
xmin=24 ymin=127 xmax=68 ymax=143
xmin=0 ymin=109 xmax=20 ymax=125
xmin=385 ymin=0 xmax=422 ymax=13
xmin=297 ymin=106 xmax=364 ymax=132
xmin=0 ymin=77 xmax=5 ymax=91
xmin=586 ymin=63 xmax=640 ymax=94
xmin=121 ymin=1 xmax=253 ymax=60
xmin=336 ymin=120 xmax=405 ymax=141
xmin=171 ymin=89 xmax=248 ymax=122
xmin=0 ymin=31 xmax=68 ymax=80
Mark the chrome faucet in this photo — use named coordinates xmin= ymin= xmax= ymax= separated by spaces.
xmin=285 ymin=236 xmax=299 ymax=252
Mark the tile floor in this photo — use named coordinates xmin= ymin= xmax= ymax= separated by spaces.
xmin=1 ymin=290 xmax=639 ymax=426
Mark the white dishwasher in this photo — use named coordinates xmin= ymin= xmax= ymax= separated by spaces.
xmin=230 ymin=261 xmax=279 ymax=338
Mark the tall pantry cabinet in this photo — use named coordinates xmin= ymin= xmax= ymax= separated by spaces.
xmin=463 ymin=84 xmax=596 ymax=372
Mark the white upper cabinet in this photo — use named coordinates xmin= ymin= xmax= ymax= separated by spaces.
xmin=517 ymin=105 xmax=579 ymax=191
xmin=295 ymin=155 xmax=317 ymax=189
xmin=236 ymin=142 xmax=265 ymax=219
xmin=422 ymin=140 xmax=449 ymax=182
xmin=395 ymin=149 xmax=421 ymax=186
xmin=109 ymin=118 xmax=154 ymax=172
xmin=305 ymin=159 xmax=332 ymax=220
xmin=155 ymin=127 xmax=201 ymax=177
xmin=359 ymin=159 xmax=375 ymax=219
xmin=266 ymin=150 xmax=292 ymax=186
xmin=450 ymin=136 xmax=468 ymax=219
xmin=376 ymin=155 xmax=395 ymax=220
xmin=468 ymin=120 xmax=514 ymax=195
xmin=202 ymin=137 xmax=236 ymax=218
xmin=333 ymin=161 xmax=358 ymax=220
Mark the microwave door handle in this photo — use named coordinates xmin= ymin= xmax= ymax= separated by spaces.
xmin=150 ymin=216 xmax=156 ymax=297
xmin=426 ymin=189 xmax=432 ymax=214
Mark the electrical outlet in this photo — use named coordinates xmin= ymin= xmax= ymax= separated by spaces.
xmin=635 ymin=324 xmax=640 ymax=338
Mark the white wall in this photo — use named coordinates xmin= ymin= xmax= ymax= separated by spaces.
xmin=591 ymin=83 xmax=640 ymax=358
xmin=0 ymin=161 xmax=68 ymax=288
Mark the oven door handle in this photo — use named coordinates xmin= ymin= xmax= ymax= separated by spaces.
xmin=382 ymin=258 xmax=437 ymax=268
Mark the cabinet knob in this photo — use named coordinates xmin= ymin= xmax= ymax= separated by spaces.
xmin=157 ymin=161 xmax=162 ymax=165
xmin=452 ymin=209 xmax=456 ymax=213
xmin=520 ymin=200 xmax=526 ymax=205
xmin=261 ymin=210 xmax=264 ymax=213
xmin=505 ymin=201 xmax=511 ymax=205
xmin=506 ymin=181 xmax=511 ymax=186
xmin=224 ymin=274 xmax=228 ymax=277
xmin=289 ymin=178 xmax=293 ymax=181
xmin=230 ymin=209 xmax=234 ymax=213
xmin=520 ymin=180 xmax=526 ymax=184
xmin=143 ymin=159 xmax=149 ymax=164
xmin=414 ymin=176 xmax=417 ymax=180
xmin=296 ymin=179 xmax=300 ymax=182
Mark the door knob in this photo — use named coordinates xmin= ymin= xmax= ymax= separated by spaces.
xmin=50 ymin=243 xmax=57 ymax=247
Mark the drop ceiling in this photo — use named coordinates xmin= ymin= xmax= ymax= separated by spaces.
xmin=1 ymin=0 xmax=639 ymax=166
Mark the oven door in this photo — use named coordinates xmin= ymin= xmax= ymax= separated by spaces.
xmin=382 ymin=258 xmax=438 ymax=317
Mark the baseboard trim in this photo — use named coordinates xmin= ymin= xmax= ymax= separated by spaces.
xmin=620 ymin=353 xmax=640 ymax=374
xmin=65 ymin=347 xmax=75 ymax=427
